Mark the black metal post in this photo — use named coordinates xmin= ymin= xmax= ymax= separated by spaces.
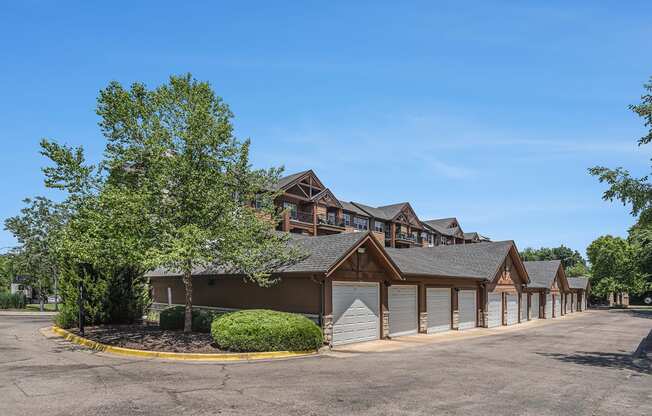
xmin=78 ymin=281 xmax=85 ymax=336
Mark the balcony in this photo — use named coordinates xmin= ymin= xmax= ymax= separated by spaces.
xmin=289 ymin=210 xmax=313 ymax=224
xmin=395 ymin=232 xmax=418 ymax=244
xmin=317 ymin=214 xmax=345 ymax=229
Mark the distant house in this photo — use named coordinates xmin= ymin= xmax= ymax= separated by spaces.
xmin=10 ymin=275 xmax=34 ymax=300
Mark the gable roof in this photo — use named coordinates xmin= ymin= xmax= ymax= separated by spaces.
xmin=273 ymin=170 xmax=311 ymax=190
xmin=146 ymin=231 xmax=402 ymax=280
xmin=350 ymin=201 xmax=419 ymax=222
xmin=386 ymin=241 xmax=515 ymax=280
xmin=567 ymin=277 xmax=590 ymax=290
xmin=422 ymin=218 xmax=464 ymax=237
xmin=350 ymin=201 xmax=393 ymax=220
xmin=339 ymin=200 xmax=369 ymax=217
xmin=524 ymin=260 xmax=562 ymax=289
xmin=309 ymin=188 xmax=342 ymax=208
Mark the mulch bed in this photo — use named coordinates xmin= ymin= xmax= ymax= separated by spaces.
xmin=69 ymin=325 xmax=222 ymax=353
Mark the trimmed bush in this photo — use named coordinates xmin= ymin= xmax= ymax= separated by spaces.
xmin=159 ymin=305 xmax=220 ymax=333
xmin=211 ymin=309 xmax=323 ymax=352
xmin=0 ymin=292 xmax=26 ymax=309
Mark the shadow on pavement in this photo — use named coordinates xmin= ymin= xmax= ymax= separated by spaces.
xmin=537 ymin=329 xmax=652 ymax=375
xmin=537 ymin=351 xmax=650 ymax=375
xmin=619 ymin=308 xmax=652 ymax=320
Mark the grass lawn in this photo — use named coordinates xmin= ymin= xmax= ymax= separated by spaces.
xmin=26 ymin=303 xmax=58 ymax=312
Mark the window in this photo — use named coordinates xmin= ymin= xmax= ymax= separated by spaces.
xmin=254 ymin=194 xmax=263 ymax=209
xmin=283 ymin=201 xmax=297 ymax=219
xmin=343 ymin=213 xmax=352 ymax=226
xmin=353 ymin=216 xmax=368 ymax=230
xmin=374 ymin=220 xmax=384 ymax=233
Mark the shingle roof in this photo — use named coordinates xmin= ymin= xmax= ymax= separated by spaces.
xmin=280 ymin=232 xmax=368 ymax=273
xmin=523 ymin=260 xmax=561 ymax=289
xmin=423 ymin=218 xmax=463 ymax=237
xmin=386 ymin=241 xmax=514 ymax=279
xmin=339 ymin=200 xmax=369 ymax=217
xmin=146 ymin=231 xmax=370 ymax=277
xmin=350 ymin=202 xmax=393 ymax=220
xmin=567 ymin=277 xmax=590 ymax=290
xmin=273 ymin=170 xmax=310 ymax=191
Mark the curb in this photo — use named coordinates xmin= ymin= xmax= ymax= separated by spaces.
xmin=49 ymin=326 xmax=318 ymax=362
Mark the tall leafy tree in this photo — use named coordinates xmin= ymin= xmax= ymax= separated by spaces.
xmin=91 ymin=74 xmax=303 ymax=331
xmin=586 ymin=235 xmax=647 ymax=297
xmin=4 ymin=197 xmax=68 ymax=311
xmin=520 ymin=245 xmax=586 ymax=269
xmin=589 ymin=76 xmax=652 ymax=222
xmin=589 ymin=76 xmax=652 ymax=296
xmin=0 ymin=254 xmax=15 ymax=291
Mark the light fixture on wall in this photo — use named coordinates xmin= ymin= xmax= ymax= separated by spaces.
xmin=357 ymin=247 xmax=366 ymax=254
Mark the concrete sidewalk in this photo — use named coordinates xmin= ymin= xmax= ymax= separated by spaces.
xmin=329 ymin=310 xmax=590 ymax=355
xmin=0 ymin=310 xmax=58 ymax=317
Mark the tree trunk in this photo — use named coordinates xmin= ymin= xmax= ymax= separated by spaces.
xmin=54 ymin=268 xmax=59 ymax=312
xmin=39 ymin=280 xmax=44 ymax=312
xmin=182 ymin=269 xmax=193 ymax=333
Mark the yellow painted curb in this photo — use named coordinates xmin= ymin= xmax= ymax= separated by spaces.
xmin=50 ymin=326 xmax=318 ymax=362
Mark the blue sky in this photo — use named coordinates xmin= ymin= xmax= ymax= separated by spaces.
xmin=1 ymin=1 xmax=651 ymax=256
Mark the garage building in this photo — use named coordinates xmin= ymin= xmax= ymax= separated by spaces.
xmin=523 ymin=260 xmax=570 ymax=319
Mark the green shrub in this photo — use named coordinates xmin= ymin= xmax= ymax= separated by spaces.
xmin=159 ymin=306 xmax=220 ymax=332
xmin=211 ymin=309 xmax=323 ymax=352
xmin=192 ymin=309 xmax=221 ymax=333
xmin=55 ymin=309 xmax=77 ymax=328
xmin=0 ymin=292 xmax=26 ymax=309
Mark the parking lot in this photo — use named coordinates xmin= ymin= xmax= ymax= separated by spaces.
xmin=1 ymin=309 xmax=650 ymax=416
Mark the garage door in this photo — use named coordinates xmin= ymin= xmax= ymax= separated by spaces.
xmin=520 ymin=293 xmax=528 ymax=322
xmin=544 ymin=294 xmax=552 ymax=319
xmin=553 ymin=295 xmax=561 ymax=318
xmin=458 ymin=290 xmax=477 ymax=330
xmin=530 ymin=293 xmax=540 ymax=320
xmin=426 ymin=288 xmax=451 ymax=334
xmin=388 ymin=285 xmax=418 ymax=337
xmin=506 ymin=294 xmax=518 ymax=325
xmin=332 ymin=282 xmax=380 ymax=346
xmin=487 ymin=292 xmax=502 ymax=328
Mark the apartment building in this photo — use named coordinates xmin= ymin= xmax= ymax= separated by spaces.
xmin=272 ymin=169 xmax=489 ymax=248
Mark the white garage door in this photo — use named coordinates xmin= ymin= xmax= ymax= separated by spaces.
xmin=520 ymin=293 xmax=528 ymax=322
xmin=553 ymin=295 xmax=561 ymax=318
xmin=426 ymin=288 xmax=451 ymax=334
xmin=530 ymin=293 xmax=540 ymax=320
xmin=388 ymin=285 xmax=418 ymax=337
xmin=544 ymin=294 xmax=552 ymax=319
xmin=332 ymin=282 xmax=380 ymax=346
xmin=458 ymin=290 xmax=477 ymax=330
xmin=487 ymin=292 xmax=502 ymax=328
xmin=506 ymin=294 xmax=518 ymax=325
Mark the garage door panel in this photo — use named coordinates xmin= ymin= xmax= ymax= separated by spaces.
xmin=332 ymin=282 xmax=379 ymax=346
xmin=458 ymin=290 xmax=477 ymax=330
xmin=389 ymin=285 xmax=418 ymax=337
xmin=520 ymin=293 xmax=527 ymax=322
xmin=530 ymin=294 xmax=539 ymax=320
xmin=427 ymin=288 xmax=451 ymax=333
xmin=506 ymin=294 xmax=518 ymax=325
xmin=487 ymin=293 xmax=502 ymax=328
xmin=545 ymin=294 xmax=552 ymax=319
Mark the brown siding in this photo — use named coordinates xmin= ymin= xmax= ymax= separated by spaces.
xmin=150 ymin=275 xmax=321 ymax=315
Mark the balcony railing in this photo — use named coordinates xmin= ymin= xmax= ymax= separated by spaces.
xmin=288 ymin=210 xmax=313 ymax=223
xmin=395 ymin=232 xmax=418 ymax=243
xmin=317 ymin=214 xmax=345 ymax=228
